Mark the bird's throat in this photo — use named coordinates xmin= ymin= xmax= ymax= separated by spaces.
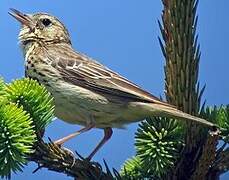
xmin=21 ymin=41 xmax=39 ymax=60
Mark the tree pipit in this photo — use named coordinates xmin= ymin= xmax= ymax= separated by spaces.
xmin=9 ymin=8 xmax=217 ymax=160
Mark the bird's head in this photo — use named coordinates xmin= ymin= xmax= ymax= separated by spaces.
xmin=9 ymin=8 xmax=71 ymax=46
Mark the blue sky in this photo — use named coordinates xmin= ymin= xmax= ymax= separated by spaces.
xmin=0 ymin=1 xmax=228 ymax=179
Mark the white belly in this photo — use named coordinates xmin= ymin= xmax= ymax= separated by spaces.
xmin=48 ymin=80 xmax=142 ymax=128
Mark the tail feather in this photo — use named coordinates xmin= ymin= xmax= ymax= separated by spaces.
xmin=148 ymin=103 xmax=216 ymax=129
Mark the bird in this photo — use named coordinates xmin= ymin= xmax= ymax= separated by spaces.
xmin=9 ymin=8 xmax=217 ymax=160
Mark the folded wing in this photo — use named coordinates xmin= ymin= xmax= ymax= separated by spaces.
xmin=46 ymin=45 xmax=171 ymax=106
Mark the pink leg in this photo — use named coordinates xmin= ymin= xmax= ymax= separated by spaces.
xmin=54 ymin=123 xmax=95 ymax=145
xmin=87 ymin=127 xmax=113 ymax=160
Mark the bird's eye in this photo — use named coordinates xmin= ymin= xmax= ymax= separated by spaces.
xmin=41 ymin=18 xmax=52 ymax=27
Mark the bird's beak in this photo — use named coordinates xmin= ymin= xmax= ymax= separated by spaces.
xmin=9 ymin=8 xmax=34 ymax=30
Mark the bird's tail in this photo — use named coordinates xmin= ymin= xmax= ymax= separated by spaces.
xmin=144 ymin=103 xmax=217 ymax=129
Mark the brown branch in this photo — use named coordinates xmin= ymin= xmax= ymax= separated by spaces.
xmin=191 ymin=131 xmax=219 ymax=180
xmin=207 ymin=147 xmax=229 ymax=178
xmin=29 ymin=138 xmax=115 ymax=180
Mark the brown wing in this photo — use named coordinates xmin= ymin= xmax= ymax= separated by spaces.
xmin=46 ymin=44 xmax=170 ymax=106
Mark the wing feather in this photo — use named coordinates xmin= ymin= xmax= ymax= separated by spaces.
xmin=45 ymin=44 xmax=171 ymax=106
